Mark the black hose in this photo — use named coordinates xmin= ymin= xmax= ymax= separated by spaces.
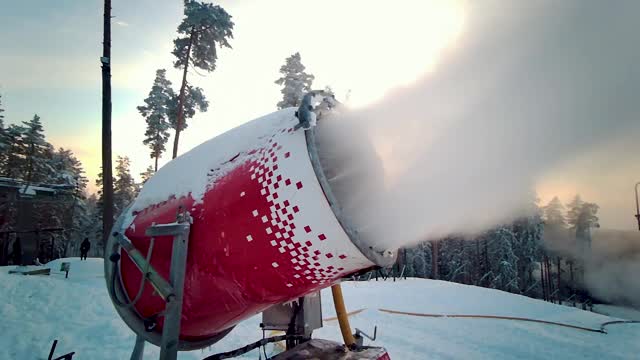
xmin=201 ymin=335 xmax=305 ymax=360
xmin=600 ymin=320 xmax=640 ymax=333
xmin=285 ymin=297 xmax=304 ymax=349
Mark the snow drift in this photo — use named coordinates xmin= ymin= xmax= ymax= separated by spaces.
xmin=2 ymin=259 xmax=639 ymax=359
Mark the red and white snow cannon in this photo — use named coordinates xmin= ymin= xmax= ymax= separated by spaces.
xmin=104 ymin=105 xmax=396 ymax=353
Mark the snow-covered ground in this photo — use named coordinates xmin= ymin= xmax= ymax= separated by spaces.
xmin=1 ymin=258 xmax=638 ymax=359
xmin=593 ymin=304 xmax=640 ymax=321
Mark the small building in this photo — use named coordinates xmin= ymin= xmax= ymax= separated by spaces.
xmin=0 ymin=177 xmax=75 ymax=265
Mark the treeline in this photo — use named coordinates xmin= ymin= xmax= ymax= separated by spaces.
xmin=401 ymin=211 xmax=543 ymax=296
xmin=0 ymin=94 xmax=142 ymax=260
xmin=0 ymin=106 xmax=93 ymax=259
xmin=393 ymin=196 xmax=599 ymax=304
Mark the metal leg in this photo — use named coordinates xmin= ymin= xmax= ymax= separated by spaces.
xmin=113 ymin=213 xmax=191 ymax=360
xmin=158 ymin=223 xmax=190 ymax=360
xmin=130 ymin=335 xmax=146 ymax=360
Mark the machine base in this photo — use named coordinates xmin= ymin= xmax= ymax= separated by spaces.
xmin=272 ymin=339 xmax=390 ymax=360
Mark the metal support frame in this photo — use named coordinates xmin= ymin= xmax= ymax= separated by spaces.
xmin=126 ymin=218 xmax=191 ymax=360
xmin=261 ymin=292 xmax=323 ymax=344
xmin=106 ymin=207 xmax=233 ymax=353
xmin=130 ymin=335 xmax=145 ymax=360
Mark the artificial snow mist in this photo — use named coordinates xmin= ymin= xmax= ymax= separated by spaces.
xmin=315 ymin=1 xmax=640 ymax=250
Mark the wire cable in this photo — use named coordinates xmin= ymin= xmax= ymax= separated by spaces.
xmin=111 ymin=238 xmax=154 ymax=308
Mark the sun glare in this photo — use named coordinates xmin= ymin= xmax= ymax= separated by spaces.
xmin=319 ymin=1 xmax=467 ymax=108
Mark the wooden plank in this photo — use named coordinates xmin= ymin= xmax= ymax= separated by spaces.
xmin=9 ymin=267 xmax=51 ymax=276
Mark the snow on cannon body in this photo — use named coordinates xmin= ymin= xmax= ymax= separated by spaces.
xmin=105 ymin=93 xmax=395 ymax=359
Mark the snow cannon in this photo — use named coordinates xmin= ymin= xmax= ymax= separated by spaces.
xmin=104 ymin=105 xmax=396 ymax=355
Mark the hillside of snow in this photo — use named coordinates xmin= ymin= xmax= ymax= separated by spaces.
xmin=1 ymin=258 xmax=638 ymax=359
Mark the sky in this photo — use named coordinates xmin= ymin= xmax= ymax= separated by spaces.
xmin=0 ymin=0 xmax=638 ymax=231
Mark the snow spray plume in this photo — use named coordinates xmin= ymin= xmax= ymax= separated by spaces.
xmin=544 ymin=229 xmax=640 ymax=307
xmin=316 ymin=1 xmax=640 ymax=250
xmin=584 ymin=230 xmax=640 ymax=307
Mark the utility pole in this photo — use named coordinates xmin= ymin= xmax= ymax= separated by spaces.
xmin=635 ymin=182 xmax=640 ymax=231
xmin=101 ymin=0 xmax=114 ymax=250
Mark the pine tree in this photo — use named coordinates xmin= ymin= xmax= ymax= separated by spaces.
xmin=171 ymin=0 xmax=234 ymax=158
xmin=113 ymin=156 xmax=138 ymax=217
xmin=21 ymin=115 xmax=54 ymax=183
xmin=2 ymin=124 xmax=26 ymax=179
xmin=565 ymin=195 xmax=584 ymax=230
xmin=543 ymin=196 xmax=566 ymax=228
xmin=140 ymin=165 xmax=155 ymax=184
xmin=0 ymin=93 xmax=5 ymax=123
xmin=575 ymin=202 xmax=599 ymax=251
xmin=138 ymin=69 xmax=175 ymax=171
xmin=49 ymin=148 xmax=87 ymax=188
xmin=0 ymin=98 xmax=7 ymax=172
xmin=275 ymin=52 xmax=315 ymax=109
xmin=167 ymin=85 xmax=208 ymax=134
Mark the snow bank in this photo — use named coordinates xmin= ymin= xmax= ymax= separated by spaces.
xmin=1 ymin=260 xmax=639 ymax=359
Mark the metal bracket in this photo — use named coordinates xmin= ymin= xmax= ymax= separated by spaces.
xmin=126 ymin=214 xmax=191 ymax=360
xmin=115 ymin=232 xmax=175 ymax=301
xmin=354 ymin=326 xmax=377 ymax=347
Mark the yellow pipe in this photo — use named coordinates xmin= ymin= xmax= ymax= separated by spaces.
xmin=331 ymin=283 xmax=356 ymax=348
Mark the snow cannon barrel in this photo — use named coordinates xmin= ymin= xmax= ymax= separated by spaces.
xmin=104 ymin=108 xmax=396 ymax=350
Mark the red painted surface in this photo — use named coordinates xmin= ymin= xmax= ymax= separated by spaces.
xmin=120 ymin=138 xmax=358 ymax=341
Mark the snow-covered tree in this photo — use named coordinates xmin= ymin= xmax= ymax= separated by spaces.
xmin=0 ymin=100 xmax=8 ymax=172
xmin=21 ymin=115 xmax=54 ymax=183
xmin=275 ymin=52 xmax=315 ymax=109
xmin=511 ymin=212 xmax=544 ymax=294
xmin=113 ymin=156 xmax=138 ymax=217
xmin=3 ymin=125 xmax=26 ymax=179
xmin=409 ymin=242 xmax=432 ymax=278
xmin=491 ymin=227 xmax=519 ymax=292
xmin=49 ymin=148 xmax=88 ymax=193
xmin=0 ymin=94 xmax=5 ymax=141
xmin=171 ymin=0 xmax=234 ymax=158
xmin=440 ymin=237 xmax=472 ymax=283
xmin=138 ymin=69 xmax=175 ymax=171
